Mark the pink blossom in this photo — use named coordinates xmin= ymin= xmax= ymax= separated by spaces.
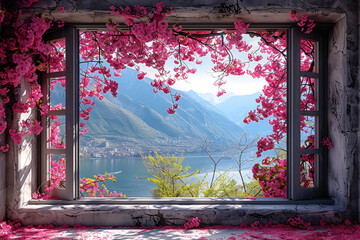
xmin=12 ymin=102 xmax=29 ymax=114
xmin=321 ymin=137 xmax=333 ymax=149
xmin=167 ymin=107 xmax=175 ymax=114
xmin=57 ymin=20 xmax=64 ymax=28
xmin=0 ymin=104 xmax=5 ymax=119
xmin=59 ymin=6 xmax=64 ymax=13
xmin=137 ymin=72 xmax=147 ymax=80
xmin=0 ymin=88 xmax=9 ymax=96
xmin=184 ymin=217 xmax=200 ymax=229
xmin=167 ymin=78 xmax=175 ymax=86
xmin=30 ymin=120 xmax=43 ymax=135
xmin=234 ymin=20 xmax=249 ymax=35
xmin=289 ymin=10 xmax=298 ymax=21
xmin=216 ymin=90 xmax=226 ymax=97
xmin=0 ymin=144 xmax=9 ymax=153
xmin=246 ymin=195 xmax=256 ymax=200
xmin=174 ymin=93 xmax=181 ymax=101
xmin=9 ymin=129 xmax=23 ymax=145
xmin=39 ymin=104 xmax=49 ymax=115
xmin=2 ymin=97 xmax=10 ymax=104
xmin=163 ymin=86 xmax=170 ymax=94
xmin=0 ymin=121 xmax=7 ymax=134
xmin=80 ymin=127 xmax=88 ymax=135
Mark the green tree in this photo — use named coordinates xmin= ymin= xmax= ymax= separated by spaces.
xmin=143 ymin=152 xmax=201 ymax=197
xmin=143 ymin=152 xmax=263 ymax=198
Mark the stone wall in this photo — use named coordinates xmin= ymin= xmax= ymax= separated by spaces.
xmin=5 ymin=79 xmax=38 ymax=222
xmin=327 ymin=1 xmax=359 ymax=219
xmin=3 ymin=0 xmax=360 ymax=225
xmin=27 ymin=0 xmax=344 ymax=24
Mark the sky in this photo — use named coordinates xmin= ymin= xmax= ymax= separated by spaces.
xmin=140 ymin=34 xmax=267 ymax=96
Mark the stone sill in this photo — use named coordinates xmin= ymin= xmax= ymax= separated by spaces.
xmin=28 ymin=197 xmax=335 ymax=205
xmin=15 ymin=198 xmax=344 ymax=226
xmin=24 ymin=198 xmax=340 ymax=212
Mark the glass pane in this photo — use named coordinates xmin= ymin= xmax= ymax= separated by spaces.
xmin=48 ymin=38 xmax=66 ymax=73
xmin=300 ymin=77 xmax=317 ymax=111
xmin=47 ymin=115 xmax=66 ymax=149
xmin=50 ymin=77 xmax=66 ymax=110
xmin=300 ymin=115 xmax=316 ymax=149
xmin=300 ymin=39 xmax=317 ymax=73
xmin=300 ymin=154 xmax=316 ymax=188
xmin=49 ymin=154 xmax=66 ymax=189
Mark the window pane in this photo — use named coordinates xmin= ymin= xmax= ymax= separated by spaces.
xmin=300 ymin=39 xmax=317 ymax=73
xmin=50 ymin=77 xmax=66 ymax=109
xmin=300 ymin=115 xmax=316 ymax=149
xmin=47 ymin=115 xmax=66 ymax=149
xmin=300 ymin=77 xmax=317 ymax=111
xmin=49 ymin=154 xmax=66 ymax=189
xmin=300 ymin=154 xmax=316 ymax=188
xmin=48 ymin=38 xmax=66 ymax=73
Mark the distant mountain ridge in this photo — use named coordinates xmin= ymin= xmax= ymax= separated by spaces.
xmin=79 ymin=67 xmax=245 ymax=145
xmin=186 ymin=90 xmax=273 ymax=138
xmin=215 ymin=93 xmax=273 ymax=137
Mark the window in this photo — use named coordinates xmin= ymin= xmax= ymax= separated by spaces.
xmin=40 ymin=25 xmax=328 ymax=201
xmin=287 ymin=28 xmax=328 ymax=200
xmin=41 ymin=28 xmax=80 ymax=200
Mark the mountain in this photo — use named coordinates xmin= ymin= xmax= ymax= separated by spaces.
xmin=79 ymin=67 xmax=245 ymax=145
xmin=184 ymin=90 xmax=274 ymax=138
xmin=185 ymin=90 xmax=221 ymax=113
xmin=195 ymin=91 xmax=234 ymax=105
xmin=84 ymin=97 xmax=168 ymax=139
xmin=215 ymin=93 xmax=273 ymax=137
xmin=216 ymin=93 xmax=260 ymax=125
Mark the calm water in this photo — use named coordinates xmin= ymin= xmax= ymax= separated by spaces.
xmin=80 ymin=152 xmax=257 ymax=197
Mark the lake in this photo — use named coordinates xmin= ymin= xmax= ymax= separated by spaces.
xmin=80 ymin=152 xmax=257 ymax=197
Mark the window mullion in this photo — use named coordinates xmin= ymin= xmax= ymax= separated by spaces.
xmin=65 ymin=27 xmax=80 ymax=200
xmin=287 ymin=27 xmax=302 ymax=200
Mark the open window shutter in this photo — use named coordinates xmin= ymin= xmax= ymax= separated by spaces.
xmin=287 ymin=27 xmax=328 ymax=200
xmin=41 ymin=27 xmax=79 ymax=200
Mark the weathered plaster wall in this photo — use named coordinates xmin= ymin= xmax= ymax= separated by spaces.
xmin=327 ymin=0 xmax=359 ymax=220
xmin=4 ymin=0 xmax=360 ymax=225
xmin=27 ymin=0 xmax=344 ymax=24
xmin=6 ymin=80 xmax=38 ymax=222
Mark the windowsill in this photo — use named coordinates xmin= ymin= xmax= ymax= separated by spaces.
xmin=16 ymin=198 xmax=346 ymax=226
xmin=28 ymin=197 xmax=335 ymax=205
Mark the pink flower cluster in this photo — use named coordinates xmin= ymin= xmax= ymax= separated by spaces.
xmin=321 ymin=137 xmax=333 ymax=149
xmin=289 ymin=11 xmax=316 ymax=34
xmin=3 ymin=218 xmax=360 ymax=239
xmin=33 ymin=157 xmax=126 ymax=199
xmin=79 ymin=172 xmax=125 ymax=198
xmin=0 ymin=1 xmax=55 ymax=151
xmin=286 ymin=217 xmax=311 ymax=230
xmin=252 ymin=157 xmax=287 ymax=198
xmin=0 ymin=220 xmax=21 ymax=237
xmin=184 ymin=217 xmax=200 ymax=229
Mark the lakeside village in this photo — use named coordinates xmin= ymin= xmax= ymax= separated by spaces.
xmin=79 ymin=136 xmax=218 ymax=159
